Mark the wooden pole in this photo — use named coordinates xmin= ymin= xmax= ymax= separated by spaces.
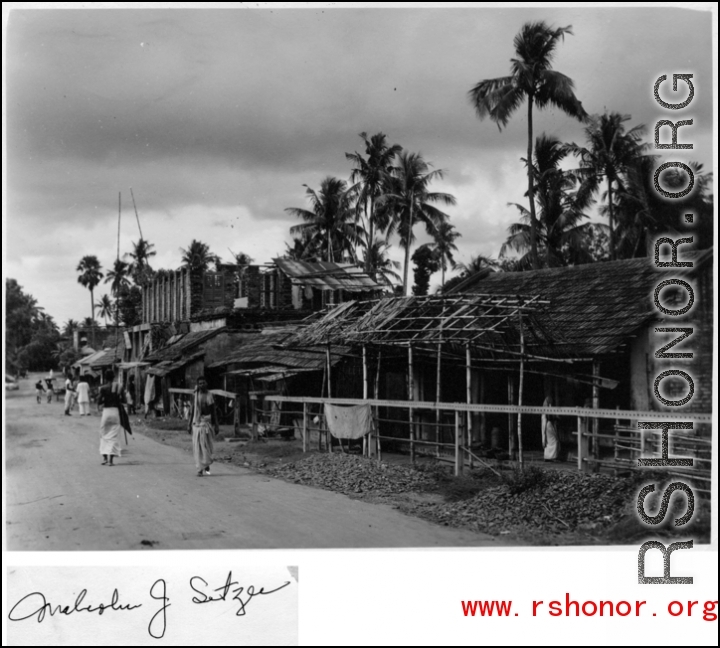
xmin=465 ymin=343 xmax=472 ymax=469
xmin=517 ymin=310 xmax=525 ymax=470
xmin=435 ymin=341 xmax=441 ymax=458
xmin=302 ymin=402 xmax=308 ymax=453
xmin=408 ymin=344 xmax=415 ymax=464
xmin=362 ymin=345 xmax=368 ymax=457
xmin=592 ymin=360 xmax=600 ymax=460
xmin=454 ymin=410 xmax=461 ymax=476
xmin=577 ymin=415 xmax=583 ymax=471
xmin=326 ymin=341 xmax=332 ymax=453
xmin=372 ymin=349 xmax=381 ymax=459
xmin=507 ymin=375 xmax=515 ymax=458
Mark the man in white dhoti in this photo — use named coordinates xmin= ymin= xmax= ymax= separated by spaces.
xmin=76 ymin=377 xmax=91 ymax=416
xmin=187 ymin=376 xmax=219 ymax=476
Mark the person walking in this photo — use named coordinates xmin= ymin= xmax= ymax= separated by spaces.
xmin=187 ymin=376 xmax=219 ymax=476
xmin=45 ymin=375 xmax=55 ymax=404
xmin=35 ymin=379 xmax=46 ymax=404
xmin=63 ymin=373 xmax=76 ymax=416
xmin=97 ymin=369 xmax=131 ymax=466
xmin=76 ymin=377 xmax=91 ymax=416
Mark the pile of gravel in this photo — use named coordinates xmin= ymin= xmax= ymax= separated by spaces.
xmin=258 ymin=453 xmax=436 ymax=496
xmin=410 ymin=469 xmax=637 ymax=535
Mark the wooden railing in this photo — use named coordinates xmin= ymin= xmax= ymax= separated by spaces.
xmin=248 ymin=394 xmax=711 ymax=481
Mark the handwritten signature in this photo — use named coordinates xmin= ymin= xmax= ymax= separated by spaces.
xmin=190 ymin=571 xmax=292 ymax=616
xmin=8 ymin=573 xmax=291 ymax=639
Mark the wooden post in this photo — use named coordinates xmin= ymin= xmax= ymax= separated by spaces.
xmin=362 ymin=345 xmax=368 ymax=457
xmin=517 ymin=311 xmax=525 ymax=470
xmin=614 ymin=405 xmax=620 ymax=462
xmin=326 ymin=342 xmax=332 ymax=398
xmin=577 ymin=415 xmax=583 ymax=471
xmin=435 ymin=341 xmax=442 ymax=458
xmin=454 ymin=410 xmax=461 ymax=476
xmin=507 ymin=375 xmax=515 ymax=458
xmin=302 ymin=402 xmax=308 ymax=453
xmin=371 ymin=349 xmax=381 ymax=459
xmin=465 ymin=343 xmax=472 ymax=468
xmin=592 ymin=360 xmax=600 ymax=460
xmin=478 ymin=371 xmax=486 ymax=447
xmin=234 ymin=389 xmax=240 ymax=437
xmin=408 ymin=344 xmax=415 ymax=464
xmin=251 ymin=395 xmax=258 ymax=442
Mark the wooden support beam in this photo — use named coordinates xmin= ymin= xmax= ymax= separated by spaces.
xmin=517 ymin=310 xmax=525 ymax=469
xmin=408 ymin=344 xmax=415 ymax=464
xmin=465 ymin=343 xmax=472 ymax=468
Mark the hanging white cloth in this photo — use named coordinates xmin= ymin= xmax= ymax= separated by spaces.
xmin=324 ymin=403 xmax=373 ymax=440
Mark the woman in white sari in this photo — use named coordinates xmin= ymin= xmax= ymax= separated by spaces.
xmin=187 ymin=376 xmax=219 ymax=476
xmin=97 ymin=370 xmax=126 ymax=466
xmin=541 ymin=396 xmax=560 ymax=462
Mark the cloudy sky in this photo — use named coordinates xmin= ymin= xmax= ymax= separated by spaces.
xmin=4 ymin=4 xmax=714 ymax=327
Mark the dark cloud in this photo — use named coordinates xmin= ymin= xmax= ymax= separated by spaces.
xmin=5 ymin=6 xmax=714 ymax=326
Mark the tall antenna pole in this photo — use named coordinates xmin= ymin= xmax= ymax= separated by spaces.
xmin=130 ymin=187 xmax=144 ymax=240
xmin=117 ymin=192 xmax=122 ymax=262
xmin=116 ymin=192 xmax=122 ymax=344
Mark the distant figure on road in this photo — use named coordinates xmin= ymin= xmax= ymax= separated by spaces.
xmin=35 ymin=379 xmax=46 ymax=404
xmin=63 ymin=373 xmax=76 ymax=416
xmin=542 ymin=396 xmax=560 ymax=462
xmin=76 ymin=377 xmax=91 ymax=416
xmin=125 ymin=375 xmax=136 ymax=415
xmin=97 ymin=370 xmax=126 ymax=466
xmin=187 ymin=375 xmax=218 ymax=476
xmin=44 ymin=375 xmax=55 ymax=404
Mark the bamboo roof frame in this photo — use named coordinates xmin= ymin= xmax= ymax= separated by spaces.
xmin=283 ymin=293 xmax=567 ymax=362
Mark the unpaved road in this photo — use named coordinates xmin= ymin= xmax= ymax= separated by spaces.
xmin=4 ymin=379 xmax=501 ymax=550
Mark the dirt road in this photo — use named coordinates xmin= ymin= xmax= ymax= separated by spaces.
xmin=4 ymin=377 xmax=501 ymax=550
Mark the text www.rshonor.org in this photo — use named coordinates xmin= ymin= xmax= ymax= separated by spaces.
xmin=461 ymin=596 xmax=718 ymax=620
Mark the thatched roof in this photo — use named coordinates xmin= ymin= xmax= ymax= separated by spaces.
xmin=207 ymin=329 xmax=347 ymax=372
xmin=448 ymin=250 xmax=712 ymax=357
xmin=145 ymin=328 xmax=226 ymax=363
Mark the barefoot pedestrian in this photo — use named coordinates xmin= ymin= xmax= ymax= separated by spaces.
xmin=187 ymin=376 xmax=219 ymax=476
xmin=97 ymin=369 xmax=131 ymax=466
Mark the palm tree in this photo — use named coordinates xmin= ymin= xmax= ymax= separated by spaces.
xmin=62 ymin=319 xmax=79 ymax=337
xmin=361 ymin=236 xmax=401 ymax=289
xmin=105 ymin=259 xmax=131 ymax=297
xmin=502 ymin=135 xmax=597 ymax=268
xmin=345 ymin=132 xmax=403 ymax=274
xmin=430 ymin=221 xmax=461 ymax=289
xmin=612 ymin=157 xmax=713 ymax=258
xmin=180 ymin=239 xmax=220 ymax=273
xmin=281 ymin=236 xmax=311 ymax=261
xmin=126 ymin=238 xmax=157 ymax=284
xmin=229 ymin=250 xmax=254 ymax=266
xmin=469 ymin=21 xmax=587 ymax=269
xmin=568 ymin=112 xmax=645 ymax=259
xmin=76 ymin=255 xmax=103 ymax=345
xmin=285 ymin=177 xmax=364 ymax=263
xmin=95 ymin=294 xmax=114 ymax=326
xmin=380 ymin=152 xmax=456 ymax=295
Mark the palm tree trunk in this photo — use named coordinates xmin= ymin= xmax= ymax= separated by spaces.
xmin=402 ymin=192 xmax=414 ymax=296
xmin=90 ymin=288 xmax=96 ymax=347
xmin=526 ymin=95 xmax=539 ymax=270
xmin=607 ymin=177 xmax=615 ymax=260
xmin=366 ymin=196 xmax=374 ymax=275
xmin=441 ymin=260 xmax=446 ymax=292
